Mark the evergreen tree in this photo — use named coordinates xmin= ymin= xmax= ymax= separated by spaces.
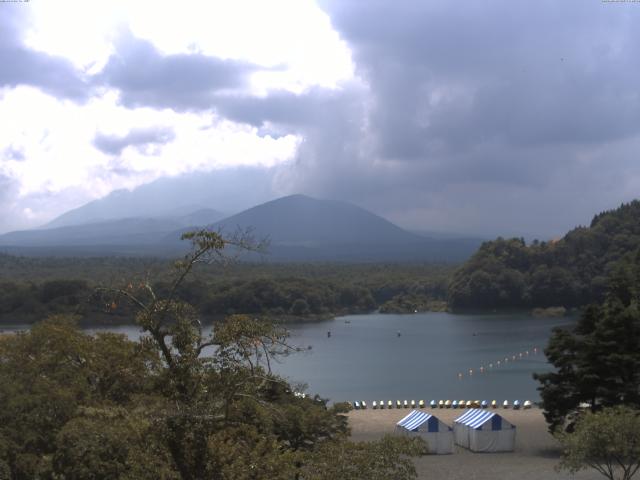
xmin=535 ymin=251 xmax=640 ymax=432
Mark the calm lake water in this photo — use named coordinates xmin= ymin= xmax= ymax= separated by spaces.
xmin=2 ymin=312 xmax=572 ymax=403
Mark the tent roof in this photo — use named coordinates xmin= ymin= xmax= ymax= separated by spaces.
xmin=397 ymin=410 xmax=436 ymax=431
xmin=454 ymin=409 xmax=506 ymax=429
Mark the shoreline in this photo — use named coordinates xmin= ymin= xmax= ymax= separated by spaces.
xmin=347 ymin=408 xmax=600 ymax=479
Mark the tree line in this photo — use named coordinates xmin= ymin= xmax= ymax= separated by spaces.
xmin=0 ymin=260 xmax=453 ymax=325
xmin=448 ymin=200 xmax=640 ymax=310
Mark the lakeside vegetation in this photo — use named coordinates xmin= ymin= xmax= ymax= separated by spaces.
xmin=448 ymin=200 xmax=640 ymax=311
xmin=0 ymin=231 xmax=428 ymax=479
xmin=0 ymin=255 xmax=453 ymax=325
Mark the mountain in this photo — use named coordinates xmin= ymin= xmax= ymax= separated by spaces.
xmin=0 ymin=194 xmax=481 ymax=261
xmin=0 ymin=209 xmax=224 ymax=253
xmin=448 ymin=200 xmax=640 ymax=310
xmin=162 ymin=194 xmax=481 ymax=262
xmin=212 ymin=194 xmax=423 ymax=246
xmin=44 ymin=167 xmax=277 ymax=228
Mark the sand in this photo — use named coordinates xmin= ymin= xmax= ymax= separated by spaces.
xmin=348 ymin=407 xmax=602 ymax=480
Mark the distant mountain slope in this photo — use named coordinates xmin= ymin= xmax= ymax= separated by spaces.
xmin=210 ymin=194 xmax=424 ymax=246
xmin=163 ymin=194 xmax=481 ymax=262
xmin=0 ymin=209 xmax=224 ymax=249
xmin=448 ymin=200 xmax=640 ymax=310
xmin=1 ymin=194 xmax=482 ymax=262
xmin=45 ymin=167 xmax=274 ymax=228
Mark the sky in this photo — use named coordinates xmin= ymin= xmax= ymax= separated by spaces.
xmin=1 ymin=0 xmax=640 ymax=237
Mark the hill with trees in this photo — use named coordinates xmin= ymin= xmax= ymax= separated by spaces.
xmin=448 ymin=200 xmax=640 ymax=310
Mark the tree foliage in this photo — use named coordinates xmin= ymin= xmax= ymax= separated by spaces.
xmin=0 ymin=230 xmax=425 ymax=479
xmin=557 ymin=406 xmax=640 ymax=480
xmin=534 ymin=251 xmax=640 ymax=432
xmin=449 ymin=200 xmax=640 ymax=310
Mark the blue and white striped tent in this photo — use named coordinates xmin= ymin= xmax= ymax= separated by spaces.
xmin=395 ymin=410 xmax=453 ymax=454
xmin=454 ymin=409 xmax=516 ymax=452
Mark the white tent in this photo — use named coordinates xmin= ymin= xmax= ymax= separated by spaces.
xmin=454 ymin=409 xmax=515 ymax=452
xmin=395 ymin=410 xmax=453 ymax=454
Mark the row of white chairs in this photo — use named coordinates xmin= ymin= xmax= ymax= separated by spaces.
xmin=352 ymin=399 xmax=533 ymax=410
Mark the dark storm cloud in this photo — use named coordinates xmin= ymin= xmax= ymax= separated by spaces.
xmin=93 ymin=126 xmax=176 ymax=155
xmin=272 ymin=0 xmax=640 ymax=237
xmin=98 ymin=32 xmax=257 ymax=111
xmin=0 ymin=6 xmax=88 ymax=100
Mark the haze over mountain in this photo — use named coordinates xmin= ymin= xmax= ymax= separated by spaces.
xmin=0 ymin=194 xmax=481 ymax=262
xmin=44 ymin=168 xmax=277 ymax=229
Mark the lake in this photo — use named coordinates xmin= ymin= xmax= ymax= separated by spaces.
xmin=1 ymin=312 xmax=572 ymax=404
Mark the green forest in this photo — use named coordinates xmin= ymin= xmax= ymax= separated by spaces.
xmin=448 ymin=200 xmax=640 ymax=310
xmin=4 ymin=200 xmax=640 ymax=324
xmin=0 ymin=255 xmax=452 ymax=325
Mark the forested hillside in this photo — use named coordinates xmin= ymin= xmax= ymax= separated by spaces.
xmin=448 ymin=200 xmax=640 ymax=310
xmin=0 ymin=256 xmax=452 ymax=324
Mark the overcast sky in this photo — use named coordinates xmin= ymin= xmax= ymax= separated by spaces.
xmin=1 ymin=0 xmax=639 ymax=237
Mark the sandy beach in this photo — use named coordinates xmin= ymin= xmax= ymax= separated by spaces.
xmin=348 ymin=407 xmax=602 ymax=480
